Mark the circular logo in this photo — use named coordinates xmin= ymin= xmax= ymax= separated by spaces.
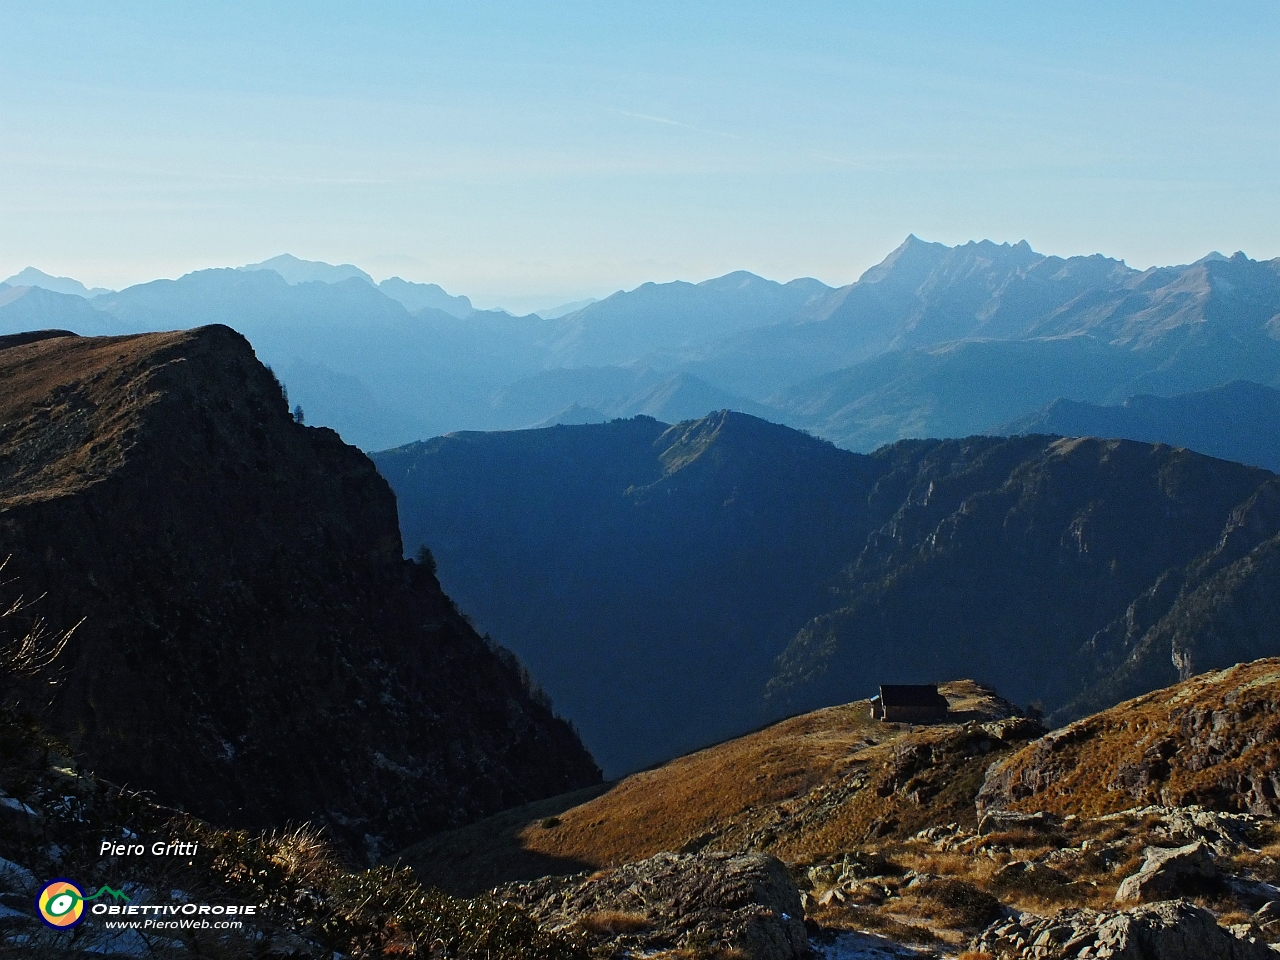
xmin=37 ymin=879 xmax=86 ymax=928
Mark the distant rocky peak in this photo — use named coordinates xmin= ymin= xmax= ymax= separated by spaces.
xmin=857 ymin=234 xmax=952 ymax=287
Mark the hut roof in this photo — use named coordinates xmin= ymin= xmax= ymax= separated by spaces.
xmin=879 ymin=684 xmax=946 ymax=707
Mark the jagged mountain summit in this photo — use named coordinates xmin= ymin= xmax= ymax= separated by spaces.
xmin=0 ymin=327 xmax=600 ymax=858
xmin=374 ymin=410 xmax=1280 ymax=776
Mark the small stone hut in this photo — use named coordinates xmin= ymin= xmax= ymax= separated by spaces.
xmin=869 ymin=684 xmax=949 ymax=723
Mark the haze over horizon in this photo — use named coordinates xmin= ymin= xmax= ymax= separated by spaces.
xmin=3 ymin=1 xmax=1277 ymax=309
xmin=0 ymin=237 xmax=1268 ymax=317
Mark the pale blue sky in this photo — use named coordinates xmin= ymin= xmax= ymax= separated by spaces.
xmin=2 ymin=1 xmax=1277 ymax=311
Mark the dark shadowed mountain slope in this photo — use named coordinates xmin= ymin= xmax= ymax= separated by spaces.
xmin=1052 ymin=475 xmax=1280 ymax=723
xmin=0 ymin=327 xmax=599 ymax=859
xmin=373 ymin=413 xmax=881 ymax=774
xmin=375 ymin=414 xmax=1279 ymax=775
xmin=768 ymin=435 xmax=1278 ymax=720
xmin=995 ymin=380 xmax=1280 ymax=472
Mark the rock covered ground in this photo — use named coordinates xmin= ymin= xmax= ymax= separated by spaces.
xmin=797 ymin=803 xmax=1280 ymax=959
xmin=399 ymin=667 xmax=1280 ymax=960
xmin=0 ymin=706 xmax=588 ymax=958
xmin=5 ymin=639 xmax=1280 ymax=958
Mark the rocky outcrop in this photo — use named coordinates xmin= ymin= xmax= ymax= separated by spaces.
xmin=979 ymin=809 xmax=1063 ymax=836
xmin=0 ymin=328 xmax=600 ymax=856
xmin=1114 ymin=842 xmax=1218 ymax=903
xmin=500 ymin=850 xmax=809 ymax=960
xmin=977 ymin=659 xmax=1280 ymax=819
xmin=972 ymin=900 xmax=1277 ymax=960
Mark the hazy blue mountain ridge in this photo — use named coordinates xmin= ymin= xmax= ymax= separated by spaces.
xmin=239 ymin=252 xmax=376 ymax=285
xmin=378 ymin=276 xmax=474 ymax=317
xmin=0 ymin=283 xmax=124 ymax=336
xmin=2 ymin=266 xmax=113 ymax=297
xmin=996 ymin=380 xmax=1280 ymax=472
xmin=543 ymin=270 xmax=833 ymax=367
xmin=487 ymin=366 xmax=783 ymax=428
xmin=84 ymin=268 xmax=557 ymax=443
xmin=4 ymin=239 xmax=1279 ymax=456
xmin=535 ymin=297 xmax=599 ymax=319
xmin=770 ymin=335 xmax=1147 ymax=450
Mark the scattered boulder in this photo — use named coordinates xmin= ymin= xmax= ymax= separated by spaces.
xmin=1115 ymin=841 xmax=1218 ymax=904
xmin=973 ymin=899 xmax=1276 ymax=959
xmin=993 ymin=859 xmax=1070 ymax=886
xmin=978 ymin=808 xmax=1063 ymax=836
xmin=806 ymin=851 xmax=899 ymax=887
xmin=980 ymin=717 xmax=1047 ymax=742
xmin=1253 ymin=900 xmax=1280 ymax=936
xmin=1155 ymin=807 xmax=1263 ymax=855
xmin=499 ymin=850 xmax=808 ymax=960
xmin=1088 ymin=805 xmax=1266 ymax=855
xmin=1228 ymin=876 xmax=1280 ymax=912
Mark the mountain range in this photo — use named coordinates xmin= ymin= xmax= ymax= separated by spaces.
xmin=374 ymin=411 xmax=1280 ymax=775
xmin=5 ymin=238 xmax=1279 ymax=460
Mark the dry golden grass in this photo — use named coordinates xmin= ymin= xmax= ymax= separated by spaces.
xmin=896 ymin=878 xmax=1002 ymax=930
xmin=806 ymin=903 xmax=940 ymax=944
xmin=989 ymin=659 xmax=1280 ymax=818
xmin=574 ymin=910 xmax=651 ymax=935
xmin=0 ymin=331 xmax=200 ymax=505
xmin=512 ymin=701 xmax=884 ymax=866
xmin=401 ymin=683 xmax=1027 ymax=894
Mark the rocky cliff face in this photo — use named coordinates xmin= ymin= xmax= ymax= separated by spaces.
xmin=978 ymin=658 xmax=1280 ymax=819
xmin=0 ymin=327 xmax=600 ymax=858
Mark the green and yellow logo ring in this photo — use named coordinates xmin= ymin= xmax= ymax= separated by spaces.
xmin=37 ymin=879 xmax=86 ymax=928
xmin=36 ymin=879 xmax=132 ymax=928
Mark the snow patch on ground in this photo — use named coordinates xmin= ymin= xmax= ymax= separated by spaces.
xmin=810 ymin=930 xmax=954 ymax=959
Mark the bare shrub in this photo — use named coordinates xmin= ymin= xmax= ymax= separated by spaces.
xmin=0 ymin=557 xmax=81 ymax=686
